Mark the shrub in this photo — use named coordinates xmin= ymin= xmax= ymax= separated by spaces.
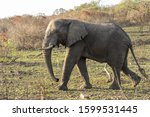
xmin=8 ymin=16 xmax=49 ymax=50
xmin=0 ymin=0 xmax=150 ymax=51
xmin=0 ymin=39 xmax=16 ymax=62
xmin=75 ymin=1 xmax=100 ymax=11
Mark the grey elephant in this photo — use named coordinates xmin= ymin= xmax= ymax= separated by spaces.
xmin=42 ymin=18 xmax=147 ymax=91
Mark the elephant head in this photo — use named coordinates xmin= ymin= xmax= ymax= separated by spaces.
xmin=42 ymin=19 xmax=88 ymax=82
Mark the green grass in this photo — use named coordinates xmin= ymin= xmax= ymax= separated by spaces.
xmin=0 ymin=25 xmax=150 ymax=100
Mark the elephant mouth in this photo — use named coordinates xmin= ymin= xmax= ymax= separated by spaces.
xmin=42 ymin=44 xmax=55 ymax=50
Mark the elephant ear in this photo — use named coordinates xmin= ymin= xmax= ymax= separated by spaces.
xmin=66 ymin=20 xmax=88 ymax=47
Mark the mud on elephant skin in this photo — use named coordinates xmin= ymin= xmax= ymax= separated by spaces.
xmin=42 ymin=18 xmax=148 ymax=91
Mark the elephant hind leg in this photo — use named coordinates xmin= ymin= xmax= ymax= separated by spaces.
xmin=122 ymin=60 xmax=141 ymax=87
xmin=109 ymin=67 xmax=121 ymax=90
xmin=122 ymin=59 xmax=141 ymax=87
xmin=107 ymin=48 xmax=125 ymax=89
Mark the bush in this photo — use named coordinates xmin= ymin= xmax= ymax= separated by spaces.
xmin=75 ymin=1 xmax=100 ymax=11
xmin=0 ymin=39 xmax=16 ymax=62
xmin=8 ymin=16 xmax=49 ymax=50
xmin=0 ymin=0 xmax=149 ymax=51
xmin=114 ymin=0 xmax=150 ymax=25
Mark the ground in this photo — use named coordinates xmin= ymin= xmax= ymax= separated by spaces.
xmin=0 ymin=25 xmax=150 ymax=100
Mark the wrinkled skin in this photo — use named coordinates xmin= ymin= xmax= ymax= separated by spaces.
xmin=42 ymin=19 xmax=144 ymax=91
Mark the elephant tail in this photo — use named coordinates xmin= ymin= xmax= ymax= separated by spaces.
xmin=129 ymin=45 xmax=148 ymax=79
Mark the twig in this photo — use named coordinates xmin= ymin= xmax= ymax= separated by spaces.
xmin=35 ymin=52 xmax=42 ymax=57
xmin=104 ymin=64 xmax=112 ymax=82
xmin=40 ymin=86 xmax=45 ymax=100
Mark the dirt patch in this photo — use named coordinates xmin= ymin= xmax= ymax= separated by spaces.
xmin=16 ymin=61 xmax=40 ymax=67
xmin=9 ymin=70 xmax=32 ymax=75
xmin=0 ymin=70 xmax=33 ymax=79
xmin=133 ymin=39 xmax=150 ymax=46
xmin=138 ymin=57 xmax=150 ymax=62
xmin=131 ymin=57 xmax=150 ymax=65
xmin=0 ymin=63 xmax=3 ymax=67
xmin=0 ymin=61 xmax=40 ymax=67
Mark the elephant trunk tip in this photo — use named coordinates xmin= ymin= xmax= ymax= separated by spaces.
xmin=53 ymin=78 xmax=59 ymax=82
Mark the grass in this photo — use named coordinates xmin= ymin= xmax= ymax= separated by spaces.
xmin=0 ymin=25 xmax=150 ymax=100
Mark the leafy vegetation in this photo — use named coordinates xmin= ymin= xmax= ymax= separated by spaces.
xmin=75 ymin=1 xmax=100 ymax=11
xmin=0 ymin=0 xmax=149 ymax=50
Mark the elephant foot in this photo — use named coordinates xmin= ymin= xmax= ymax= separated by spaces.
xmin=132 ymin=76 xmax=141 ymax=87
xmin=82 ymin=83 xmax=92 ymax=89
xmin=58 ymin=85 xmax=68 ymax=91
xmin=109 ymin=82 xmax=120 ymax=90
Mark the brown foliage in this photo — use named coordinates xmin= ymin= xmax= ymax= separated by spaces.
xmin=0 ymin=1 xmax=149 ymax=50
xmin=8 ymin=16 xmax=50 ymax=50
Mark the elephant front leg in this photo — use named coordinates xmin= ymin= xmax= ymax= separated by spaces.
xmin=77 ymin=58 xmax=92 ymax=89
xmin=59 ymin=42 xmax=85 ymax=91
xmin=58 ymin=56 xmax=75 ymax=91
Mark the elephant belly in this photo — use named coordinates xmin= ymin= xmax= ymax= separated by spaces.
xmin=82 ymin=47 xmax=107 ymax=63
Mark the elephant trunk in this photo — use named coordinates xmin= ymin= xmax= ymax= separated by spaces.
xmin=43 ymin=48 xmax=59 ymax=82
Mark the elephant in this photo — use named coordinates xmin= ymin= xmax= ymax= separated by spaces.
xmin=42 ymin=18 xmax=148 ymax=91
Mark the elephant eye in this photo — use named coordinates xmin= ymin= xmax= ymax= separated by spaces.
xmin=55 ymin=30 xmax=61 ymax=34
